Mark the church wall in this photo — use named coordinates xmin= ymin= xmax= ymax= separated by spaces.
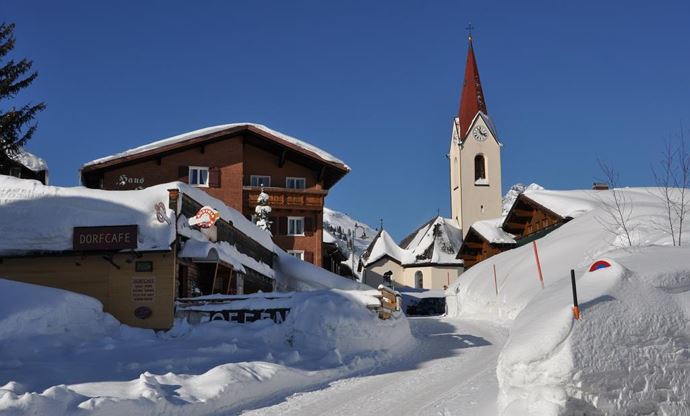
xmin=449 ymin=120 xmax=462 ymax=227
xmin=402 ymin=265 xmax=463 ymax=290
xmin=363 ymin=257 xmax=403 ymax=288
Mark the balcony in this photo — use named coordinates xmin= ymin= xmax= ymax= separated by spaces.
xmin=243 ymin=186 xmax=326 ymax=211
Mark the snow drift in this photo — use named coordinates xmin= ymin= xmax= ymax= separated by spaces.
xmin=0 ymin=280 xmax=412 ymax=415
xmin=447 ymin=188 xmax=690 ymax=415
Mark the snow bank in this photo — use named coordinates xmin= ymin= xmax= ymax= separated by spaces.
xmin=0 ymin=282 xmax=413 ymax=415
xmin=0 ymin=279 xmax=118 ymax=340
xmin=446 ymin=188 xmax=690 ymax=415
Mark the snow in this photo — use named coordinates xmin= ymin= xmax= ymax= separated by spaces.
xmin=363 ymin=217 xmax=463 ymax=267
xmin=81 ymin=123 xmax=350 ymax=171
xmin=275 ymin=249 xmax=369 ymax=291
xmin=0 ymin=176 xmax=274 ymax=256
xmin=401 ymin=216 xmax=463 ymax=265
xmin=471 ymin=217 xmax=516 ymax=244
xmin=9 ymin=148 xmax=48 ymax=172
xmin=502 ymin=182 xmax=543 ymax=215
xmin=322 ymin=207 xmax=376 ymax=277
xmin=0 ymin=279 xmax=413 ymax=415
xmin=447 ymin=187 xmax=690 ymax=415
xmin=363 ymin=229 xmax=408 ymax=265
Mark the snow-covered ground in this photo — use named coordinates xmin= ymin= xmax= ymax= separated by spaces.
xmin=447 ymin=187 xmax=690 ymax=415
xmin=0 ymin=279 xmax=412 ymax=415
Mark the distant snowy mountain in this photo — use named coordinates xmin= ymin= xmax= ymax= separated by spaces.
xmin=502 ymin=182 xmax=544 ymax=215
xmin=323 ymin=207 xmax=376 ymax=276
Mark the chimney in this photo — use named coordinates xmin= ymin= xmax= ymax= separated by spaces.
xmin=592 ymin=182 xmax=609 ymax=190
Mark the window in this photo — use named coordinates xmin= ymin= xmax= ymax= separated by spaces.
xmin=189 ymin=166 xmax=209 ymax=187
xmin=287 ymin=250 xmax=304 ymax=260
xmin=286 ymin=177 xmax=306 ymax=189
xmin=250 ymin=175 xmax=271 ymax=187
xmin=474 ymin=154 xmax=487 ymax=183
xmin=415 ymin=271 xmax=424 ymax=289
xmin=8 ymin=167 xmax=21 ymax=178
xmin=288 ymin=217 xmax=305 ymax=236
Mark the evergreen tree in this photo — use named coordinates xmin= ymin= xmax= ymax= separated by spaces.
xmin=0 ymin=23 xmax=45 ymax=164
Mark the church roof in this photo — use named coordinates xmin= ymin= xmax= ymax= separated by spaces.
xmin=361 ymin=229 xmax=406 ymax=266
xmin=400 ymin=216 xmax=464 ymax=266
xmin=457 ymin=36 xmax=488 ymax=140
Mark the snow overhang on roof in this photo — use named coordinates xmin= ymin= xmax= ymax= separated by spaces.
xmin=471 ymin=218 xmax=516 ymax=245
xmin=10 ymin=148 xmax=48 ymax=172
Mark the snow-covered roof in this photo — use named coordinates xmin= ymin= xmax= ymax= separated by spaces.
xmin=0 ymin=176 xmax=274 ymax=256
xmin=521 ymin=189 xmax=600 ymax=219
xmin=179 ymin=239 xmax=274 ymax=279
xmin=10 ymin=148 xmax=48 ymax=172
xmin=400 ymin=216 xmax=464 ymax=265
xmin=502 ymin=183 xmax=544 ymax=216
xmin=361 ymin=229 xmax=408 ymax=266
xmin=362 ymin=217 xmax=463 ymax=267
xmin=81 ymin=123 xmax=350 ymax=171
xmin=470 ymin=218 xmax=516 ymax=245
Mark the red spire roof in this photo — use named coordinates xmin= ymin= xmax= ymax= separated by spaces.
xmin=457 ymin=36 xmax=487 ymax=139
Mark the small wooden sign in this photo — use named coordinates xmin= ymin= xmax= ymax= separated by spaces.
xmin=132 ymin=276 xmax=155 ymax=302
xmin=73 ymin=225 xmax=138 ymax=251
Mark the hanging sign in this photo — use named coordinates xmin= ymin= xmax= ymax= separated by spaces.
xmin=73 ymin=225 xmax=138 ymax=251
xmin=154 ymin=202 xmax=168 ymax=224
xmin=188 ymin=206 xmax=220 ymax=229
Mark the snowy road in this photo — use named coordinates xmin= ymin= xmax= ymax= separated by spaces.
xmin=243 ymin=317 xmax=507 ymax=416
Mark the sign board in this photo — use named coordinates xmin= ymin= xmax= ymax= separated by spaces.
xmin=73 ymin=225 xmax=138 ymax=251
xmin=205 ymin=308 xmax=290 ymax=324
xmin=188 ymin=206 xmax=220 ymax=229
xmin=131 ymin=276 xmax=155 ymax=302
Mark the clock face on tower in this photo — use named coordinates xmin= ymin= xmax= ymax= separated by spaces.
xmin=472 ymin=125 xmax=488 ymax=142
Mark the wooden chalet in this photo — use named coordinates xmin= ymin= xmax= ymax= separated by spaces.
xmin=459 ymin=192 xmax=572 ymax=269
xmin=458 ymin=219 xmax=516 ymax=269
xmin=80 ymin=123 xmax=349 ymax=268
xmin=502 ymin=193 xmax=569 ymax=243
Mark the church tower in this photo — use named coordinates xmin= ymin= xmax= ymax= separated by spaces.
xmin=449 ymin=33 xmax=503 ymax=237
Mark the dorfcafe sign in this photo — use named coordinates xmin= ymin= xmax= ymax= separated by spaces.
xmin=73 ymin=225 xmax=138 ymax=251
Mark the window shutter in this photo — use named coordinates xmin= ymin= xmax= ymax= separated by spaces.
xmin=178 ymin=166 xmax=189 ymax=183
xmin=278 ymin=216 xmax=288 ymax=236
xmin=209 ymin=167 xmax=221 ymax=188
xmin=304 ymin=216 xmax=314 ymax=236
xmin=304 ymin=251 xmax=314 ymax=264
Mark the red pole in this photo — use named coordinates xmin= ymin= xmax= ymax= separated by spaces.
xmin=493 ymin=264 xmax=498 ymax=296
xmin=533 ymin=240 xmax=545 ymax=289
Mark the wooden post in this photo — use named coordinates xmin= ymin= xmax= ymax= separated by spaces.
xmin=493 ymin=264 xmax=498 ymax=296
xmin=532 ymin=240 xmax=545 ymax=289
xmin=210 ymin=262 xmax=219 ymax=294
xmin=571 ymin=269 xmax=580 ymax=320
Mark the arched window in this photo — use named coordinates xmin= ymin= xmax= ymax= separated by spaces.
xmin=415 ymin=271 xmax=424 ymax=289
xmin=474 ymin=154 xmax=486 ymax=181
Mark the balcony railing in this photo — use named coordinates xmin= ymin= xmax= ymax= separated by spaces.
xmin=243 ymin=186 xmax=326 ymax=210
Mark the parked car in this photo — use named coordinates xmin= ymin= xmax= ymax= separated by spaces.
xmin=405 ymin=297 xmax=445 ymax=316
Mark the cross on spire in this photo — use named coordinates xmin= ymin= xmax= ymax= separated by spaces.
xmin=466 ymin=23 xmax=475 ymax=41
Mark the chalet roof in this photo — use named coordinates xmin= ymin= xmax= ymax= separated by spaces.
xmin=457 ymin=36 xmax=488 ymax=140
xmin=81 ymin=123 xmax=350 ymax=176
xmin=400 ymin=216 xmax=464 ymax=266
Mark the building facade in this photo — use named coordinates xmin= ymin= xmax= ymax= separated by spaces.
xmin=80 ymin=123 xmax=349 ymax=266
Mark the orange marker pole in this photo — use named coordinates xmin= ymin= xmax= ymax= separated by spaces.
xmin=533 ymin=240 xmax=545 ymax=289
xmin=493 ymin=264 xmax=498 ymax=296
xmin=571 ymin=269 xmax=580 ymax=320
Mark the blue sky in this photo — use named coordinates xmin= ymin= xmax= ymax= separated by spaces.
xmin=3 ymin=0 xmax=690 ymax=240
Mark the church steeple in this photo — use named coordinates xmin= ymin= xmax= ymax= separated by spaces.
xmin=457 ymin=34 xmax=487 ymax=140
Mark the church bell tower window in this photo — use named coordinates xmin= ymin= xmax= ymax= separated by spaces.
xmin=474 ymin=154 xmax=487 ymax=182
